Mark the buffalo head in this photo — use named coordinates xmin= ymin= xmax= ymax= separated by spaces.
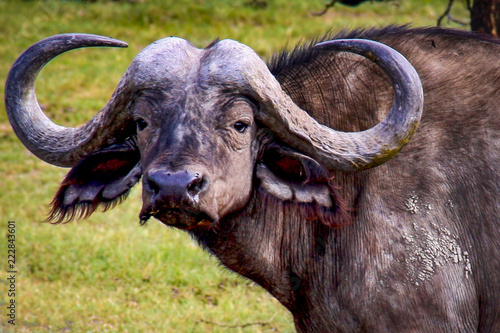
xmin=5 ymin=34 xmax=423 ymax=229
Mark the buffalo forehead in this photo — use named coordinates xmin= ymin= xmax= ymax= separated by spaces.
xmin=198 ymin=39 xmax=271 ymax=89
xmin=126 ymin=37 xmax=201 ymax=88
xmin=125 ymin=37 xmax=271 ymax=95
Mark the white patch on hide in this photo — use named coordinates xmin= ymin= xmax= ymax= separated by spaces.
xmin=402 ymin=222 xmax=472 ymax=286
xmin=405 ymin=195 xmax=420 ymax=214
xmin=405 ymin=194 xmax=435 ymax=215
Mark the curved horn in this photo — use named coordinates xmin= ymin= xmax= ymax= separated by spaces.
xmin=5 ymin=34 xmax=131 ymax=167
xmin=255 ymin=39 xmax=423 ymax=171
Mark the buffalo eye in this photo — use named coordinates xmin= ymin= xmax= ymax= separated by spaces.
xmin=135 ymin=118 xmax=148 ymax=131
xmin=233 ymin=121 xmax=250 ymax=133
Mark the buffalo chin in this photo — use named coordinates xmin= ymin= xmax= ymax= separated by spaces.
xmin=147 ymin=208 xmax=214 ymax=230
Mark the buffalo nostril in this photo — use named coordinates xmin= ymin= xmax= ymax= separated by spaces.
xmin=187 ymin=173 xmax=205 ymax=197
xmin=148 ymin=179 xmax=160 ymax=195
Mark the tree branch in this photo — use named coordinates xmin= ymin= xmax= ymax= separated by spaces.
xmin=312 ymin=0 xmax=338 ymax=16
xmin=437 ymin=0 xmax=470 ymax=27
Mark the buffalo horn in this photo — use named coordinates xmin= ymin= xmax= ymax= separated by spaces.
xmin=256 ymin=39 xmax=423 ymax=171
xmin=5 ymin=34 xmax=131 ymax=167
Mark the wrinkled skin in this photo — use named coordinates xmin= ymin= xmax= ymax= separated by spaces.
xmin=7 ymin=27 xmax=500 ymax=332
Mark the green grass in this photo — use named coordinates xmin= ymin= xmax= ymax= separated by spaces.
xmin=0 ymin=0 xmax=470 ymax=331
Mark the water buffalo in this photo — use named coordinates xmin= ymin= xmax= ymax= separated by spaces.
xmin=6 ymin=26 xmax=500 ymax=331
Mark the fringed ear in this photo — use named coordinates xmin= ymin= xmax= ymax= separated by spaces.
xmin=48 ymin=140 xmax=142 ymax=224
xmin=262 ymin=144 xmax=331 ymax=184
xmin=256 ymin=144 xmax=349 ymax=227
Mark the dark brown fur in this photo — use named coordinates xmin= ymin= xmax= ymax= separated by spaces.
xmin=48 ymin=26 xmax=500 ymax=331
xmin=195 ymin=26 xmax=500 ymax=331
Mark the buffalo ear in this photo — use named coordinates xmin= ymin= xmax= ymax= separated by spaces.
xmin=261 ymin=144 xmax=332 ymax=184
xmin=48 ymin=140 xmax=142 ymax=223
xmin=256 ymin=144 xmax=348 ymax=227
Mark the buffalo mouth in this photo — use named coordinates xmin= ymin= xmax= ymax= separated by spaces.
xmin=140 ymin=207 xmax=214 ymax=230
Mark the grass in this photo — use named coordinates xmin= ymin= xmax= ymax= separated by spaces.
xmin=0 ymin=0 xmax=470 ymax=331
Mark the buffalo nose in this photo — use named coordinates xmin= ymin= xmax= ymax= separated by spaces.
xmin=146 ymin=170 xmax=207 ymax=206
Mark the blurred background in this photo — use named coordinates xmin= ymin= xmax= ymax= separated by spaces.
xmin=0 ymin=0 xmax=478 ymax=331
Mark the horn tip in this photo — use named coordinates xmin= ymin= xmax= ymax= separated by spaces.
xmin=313 ymin=39 xmax=355 ymax=51
xmin=108 ymin=38 xmax=128 ymax=48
